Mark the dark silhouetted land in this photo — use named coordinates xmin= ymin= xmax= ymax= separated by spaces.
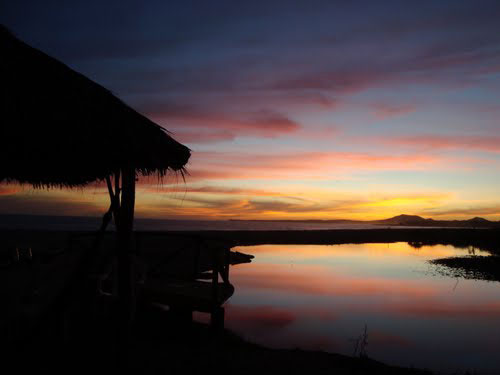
xmin=431 ymin=255 xmax=500 ymax=282
xmin=232 ymin=214 xmax=500 ymax=228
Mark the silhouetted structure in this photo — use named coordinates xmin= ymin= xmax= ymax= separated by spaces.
xmin=1 ymin=25 xmax=190 ymax=187
xmin=0 ymin=25 xmax=190 ymax=357
xmin=136 ymin=233 xmax=241 ymax=328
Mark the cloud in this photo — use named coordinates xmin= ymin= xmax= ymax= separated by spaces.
xmin=3 ymin=1 xmax=500 ymax=221
xmin=384 ymin=135 xmax=500 ymax=153
xmin=9 ymin=1 xmax=500 ymax=101
xmin=134 ymin=184 xmax=455 ymax=220
xmin=186 ymin=150 xmax=446 ymax=182
xmin=141 ymin=102 xmax=301 ymax=141
xmin=242 ymin=200 xmax=334 ymax=214
xmin=0 ymin=177 xmax=460 ymax=221
xmin=0 ymin=184 xmax=22 ymax=196
xmin=270 ymin=68 xmax=381 ymax=93
xmin=183 ymin=169 xmax=243 ymax=181
xmin=372 ymin=104 xmax=416 ymax=120
xmin=172 ymin=130 xmax=235 ymax=144
xmin=140 ymin=184 xmax=283 ymax=197
xmin=0 ymin=191 xmax=106 ymax=216
xmin=420 ymin=205 xmax=500 ymax=217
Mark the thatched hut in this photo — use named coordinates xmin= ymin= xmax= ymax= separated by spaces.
xmin=0 ymin=25 xmax=190 ymax=187
xmin=0 ymin=25 xmax=190 ymax=327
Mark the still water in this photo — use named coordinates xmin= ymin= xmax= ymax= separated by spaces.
xmin=222 ymin=243 xmax=500 ymax=374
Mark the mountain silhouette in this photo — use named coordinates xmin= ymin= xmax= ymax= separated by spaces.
xmin=374 ymin=214 xmax=435 ymax=225
xmin=373 ymin=214 xmax=497 ymax=227
xmin=231 ymin=214 xmax=499 ymax=228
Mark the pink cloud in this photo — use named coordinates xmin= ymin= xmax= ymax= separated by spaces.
xmin=385 ymin=135 xmax=500 ymax=153
xmin=172 ymin=124 xmax=337 ymax=144
xmin=172 ymin=129 xmax=236 ymax=144
xmin=373 ymin=104 xmax=416 ymax=120
xmin=184 ymin=150 xmax=445 ymax=181
xmin=148 ymin=106 xmax=301 ymax=140
xmin=271 ymin=69 xmax=383 ymax=93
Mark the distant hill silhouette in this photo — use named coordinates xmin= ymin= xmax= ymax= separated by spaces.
xmin=0 ymin=213 xmax=499 ymax=230
xmin=374 ymin=214 xmax=432 ymax=225
xmin=231 ymin=214 xmax=500 ymax=228
xmin=373 ymin=214 xmax=500 ymax=227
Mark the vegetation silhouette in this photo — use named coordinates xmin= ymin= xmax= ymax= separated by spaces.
xmin=430 ymin=255 xmax=500 ymax=282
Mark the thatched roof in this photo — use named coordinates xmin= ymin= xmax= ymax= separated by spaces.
xmin=0 ymin=25 xmax=191 ymax=188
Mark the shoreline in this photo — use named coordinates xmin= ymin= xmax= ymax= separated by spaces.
xmin=2 ymin=227 xmax=500 ymax=255
xmin=142 ymin=228 xmax=500 ymax=255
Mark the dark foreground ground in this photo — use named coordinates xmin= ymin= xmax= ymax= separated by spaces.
xmin=7 ymin=302 xmax=431 ymax=375
xmin=3 ymin=228 xmax=499 ymax=374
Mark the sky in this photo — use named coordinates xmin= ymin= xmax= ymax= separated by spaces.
xmin=1 ymin=0 xmax=500 ymax=220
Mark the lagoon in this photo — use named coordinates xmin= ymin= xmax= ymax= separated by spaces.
xmin=218 ymin=243 xmax=500 ymax=374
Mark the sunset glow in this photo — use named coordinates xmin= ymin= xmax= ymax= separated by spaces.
xmin=2 ymin=1 xmax=500 ymax=221
xmin=4 ymin=4 xmax=500 ymax=374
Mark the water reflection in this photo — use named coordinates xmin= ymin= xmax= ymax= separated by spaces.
xmin=218 ymin=243 xmax=500 ymax=373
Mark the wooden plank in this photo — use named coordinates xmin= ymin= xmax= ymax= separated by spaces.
xmin=142 ymin=279 xmax=234 ymax=313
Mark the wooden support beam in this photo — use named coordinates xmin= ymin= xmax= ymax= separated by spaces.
xmin=106 ymin=175 xmax=114 ymax=202
xmin=113 ymin=171 xmax=121 ymax=228
xmin=90 ymin=174 xmax=116 ymax=255
xmin=115 ymin=165 xmax=136 ymax=364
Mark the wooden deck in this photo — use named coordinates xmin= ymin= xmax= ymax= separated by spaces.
xmin=142 ymin=279 xmax=234 ymax=313
xmin=1 ymin=231 xmax=254 ymax=344
xmin=135 ymin=232 xmax=251 ymax=326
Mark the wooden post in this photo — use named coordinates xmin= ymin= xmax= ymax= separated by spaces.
xmin=116 ymin=165 xmax=136 ymax=361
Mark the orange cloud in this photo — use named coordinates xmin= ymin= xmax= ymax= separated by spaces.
xmin=0 ymin=184 xmax=22 ymax=196
xmin=138 ymin=184 xmax=283 ymax=197
xmin=421 ymin=205 xmax=500 ymax=217
xmin=135 ymin=189 xmax=456 ymax=220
